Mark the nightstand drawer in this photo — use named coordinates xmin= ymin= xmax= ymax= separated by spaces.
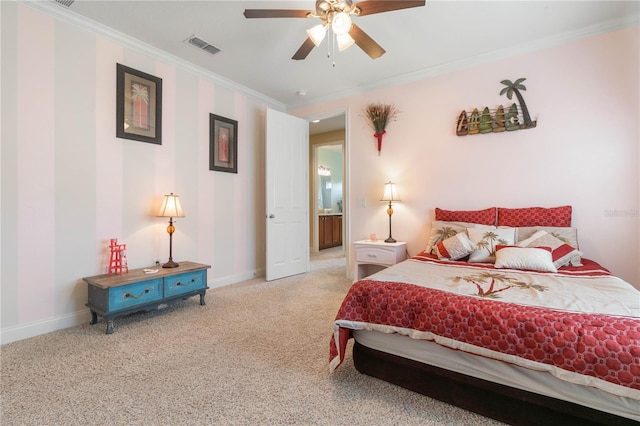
xmin=108 ymin=279 xmax=163 ymax=311
xmin=353 ymin=240 xmax=407 ymax=281
xmin=355 ymin=246 xmax=396 ymax=265
xmin=164 ymin=270 xmax=206 ymax=297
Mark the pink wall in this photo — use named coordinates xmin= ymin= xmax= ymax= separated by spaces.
xmin=1 ymin=3 xmax=280 ymax=343
xmin=293 ymin=26 xmax=640 ymax=288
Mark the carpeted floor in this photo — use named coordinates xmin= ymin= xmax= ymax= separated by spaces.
xmin=1 ymin=247 xmax=504 ymax=425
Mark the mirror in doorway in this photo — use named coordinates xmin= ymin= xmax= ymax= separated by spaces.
xmin=320 ymin=175 xmax=332 ymax=210
xmin=317 ymin=144 xmax=343 ymax=214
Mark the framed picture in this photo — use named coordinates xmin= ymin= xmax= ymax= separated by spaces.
xmin=116 ymin=63 xmax=162 ymax=144
xmin=209 ymin=113 xmax=238 ymax=173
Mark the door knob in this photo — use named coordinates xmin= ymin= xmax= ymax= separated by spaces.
xmin=268 ymin=214 xmax=275 ymax=219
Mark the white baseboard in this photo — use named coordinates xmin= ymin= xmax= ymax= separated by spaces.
xmin=0 ymin=268 xmax=265 ymax=345
xmin=0 ymin=309 xmax=91 ymax=345
xmin=207 ymin=268 xmax=264 ymax=289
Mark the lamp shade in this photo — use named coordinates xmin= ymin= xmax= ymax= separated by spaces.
xmin=307 ymin=24 xmax=327 ymax=47
xmin=157 ymin=193 xmax=185 ymax=218
xmin=380 ymin=181 xmax=400 ymax=202
xmin=336 ymin=33 xmax=355 ymax=51
xmin=331 ymin=12 xmax=352 ymax=35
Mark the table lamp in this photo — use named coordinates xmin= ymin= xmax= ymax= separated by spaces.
xmin=380 ymin=181 xmax=400 ymax=243
xmin=157 ymin=193 xmax=185 ymax=268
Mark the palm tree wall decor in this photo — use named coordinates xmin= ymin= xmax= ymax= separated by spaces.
xmin=500 ymin=78 xmax=534 ymax=128
xmin=455 ymin=77 xmax=537 ymax=136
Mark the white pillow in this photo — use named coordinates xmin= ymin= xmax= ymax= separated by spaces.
xmin=425 ymin=221 xmax=495 ymax=254
xmin=435 ymin=233 xmax=476 ymax=261
xmin=467 ymin=227 xmax=516 ymax=263
xmin=515 ymin=226 xmax=581 ymax=266
xmin=517 ymin=230 xmax=582 ymax=268
xmin=494 ymin=246 xmax=557 ymax=272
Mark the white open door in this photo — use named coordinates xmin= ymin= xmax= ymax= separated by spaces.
xmin=266 ymin=109 xmax=309 ymax=281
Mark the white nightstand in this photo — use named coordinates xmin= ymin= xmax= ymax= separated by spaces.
xmin=353 ymin=240 xmax=407 ymax=280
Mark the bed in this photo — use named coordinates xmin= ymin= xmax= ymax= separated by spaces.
xmin=330 ymin=206 xmax=640 ymax=425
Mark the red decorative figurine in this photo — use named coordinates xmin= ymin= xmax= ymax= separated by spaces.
xmin=108 ymin=238 xmax=129 ymax=276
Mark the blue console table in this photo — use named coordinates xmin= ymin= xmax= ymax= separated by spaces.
xmin=84 ymin=261 xmax=210 ymax=334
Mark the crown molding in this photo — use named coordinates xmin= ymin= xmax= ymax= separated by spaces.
xmin=288 ymin=14 xmax=639 ymax=110
xmin=17 ymin=1 xmax=638 ymax=112
xmin=17 ymin=0 xmax=286 ymax=110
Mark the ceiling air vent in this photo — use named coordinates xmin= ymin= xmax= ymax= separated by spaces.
xmin=185 ymin=35 xmax=221 ymax=56
xmin=53 ymin=0 xmax=75 ymax=7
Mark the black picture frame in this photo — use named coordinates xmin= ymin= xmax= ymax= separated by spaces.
xmin=209 ymin=114 xmax=238 ymax=173
xmin=116 ymin=63 xmax=162 ymax=145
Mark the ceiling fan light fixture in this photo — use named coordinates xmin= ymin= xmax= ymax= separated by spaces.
xmin=316 ymin=0 xmax=331 ymax=13
xmin=336 ymin=33 xmax=355 ymax=51
xmin=307 ymin=24 xmax=327 ymax=47
xmin=244 ymin=0 xmax=425 ymax=61
xmin=331 ymin=12 xmax=352 ymax=35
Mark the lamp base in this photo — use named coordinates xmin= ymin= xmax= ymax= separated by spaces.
xmin=385 ymin=237 xmax=396 ymax=243
xmin=162 ymin=260 xmax=180 ymax=268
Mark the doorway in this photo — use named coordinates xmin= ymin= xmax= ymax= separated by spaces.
xmin=315 ymin=143 xmax=343 ymax=251
xmin=309 ymin=112 xmax=347 ymax=254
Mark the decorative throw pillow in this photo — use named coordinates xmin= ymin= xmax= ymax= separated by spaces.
xmin=516 ymin=226 xmax=581 ymax=266
xmin=435 ymin=207 xmax=497 ymax=225
xmin=517 ymin=230 xmax=582 ymax=268
xmin=494 ymin=246 xmax=557 ymax=272
xmin=467 ymin=227 xmax=516 ymax=263
xmin=497 ymin=206 xmax=572 ymax=227
xmin=435 ymin=233 xmax=476 ymax=261
xmin=425 ymin=221 xmax=495 ymax=254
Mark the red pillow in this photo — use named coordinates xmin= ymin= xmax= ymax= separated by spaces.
xmin=435 ymin=207 xmax=496 ymax=225
xmin=497 ymin=206 xmax=572 ymax=227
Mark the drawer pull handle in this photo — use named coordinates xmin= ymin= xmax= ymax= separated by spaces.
xmin=176 ymin=278 xmax=196 ymax=287
xmin=368 ymin=254 xmax=377 ymax=258
xmin=124 ymin=288 xmax=151 ymax=299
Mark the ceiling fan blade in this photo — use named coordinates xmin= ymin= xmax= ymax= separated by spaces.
xmin=243 ymin=9 xmax=311 ymax=19
xmin=292 ymin=37 xmax=316 ymax=60
xmin=355 ymin=0 xmax=426 ymax=16
xmin=349 ymin=24 xmax=385 ymax=59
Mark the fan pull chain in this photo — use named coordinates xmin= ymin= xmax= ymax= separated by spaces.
xmin=329 ymin=28 xmax=336 ymax=67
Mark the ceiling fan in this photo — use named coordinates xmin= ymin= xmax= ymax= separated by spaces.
xmin=244 ymin=0 xmax=426 ymax=60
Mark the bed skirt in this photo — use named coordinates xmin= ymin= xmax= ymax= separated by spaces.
xmin=352 ymin=340 xmax=636 ymax=426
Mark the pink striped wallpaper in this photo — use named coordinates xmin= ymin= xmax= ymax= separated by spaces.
xmin=16 ymin=6 xmax=56 ymax=322
xmin=2 ymin=3 xmax=280 ymax=343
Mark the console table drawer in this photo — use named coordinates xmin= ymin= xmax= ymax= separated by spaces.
xmin=164 ymin=270 xmax=206 ymax=297
xmin=109 ymin=279 xmax=163 ymax=311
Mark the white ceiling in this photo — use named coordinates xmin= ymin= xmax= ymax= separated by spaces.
xmin=309 ymin=114 xmax=346 ymax=134
xmin=43 ymin=0 xmax=638 ymax=113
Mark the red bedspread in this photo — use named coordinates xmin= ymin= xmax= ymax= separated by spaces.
xmin=330 ymin=279 xmax=640 ymax=392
